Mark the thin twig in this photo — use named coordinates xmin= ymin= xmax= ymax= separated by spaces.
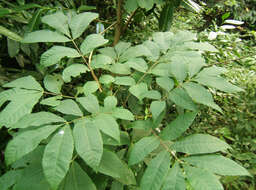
xmin=43 ymin=91 xmax=76 ymax=99
xmin=100 ymin=21 xmax=118 ymax=35
xmin=122 ymin=9 xmax=137 ymax=33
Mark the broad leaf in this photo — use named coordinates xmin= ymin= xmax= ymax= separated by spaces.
xmin=40 ymin=46 xmax=80 ymax=67
xmin=43 ymin=126 xmax=74 ymax=190
xmin=0 ymin=25 xmax=22 ymax=41
xmin=59 ymin=162 xmax=97 ymax=190
xmin=22 ymin=30 xmax=70 ymax=43
xmin=183 ymin=82 xmax=222 ymax=112
xmin=152 ymin=32 xmax=173 ymax=52
xmin=77 ymin=94 xmax=99 ymax=113
xmin=156 ymin=77 xmax=174 ymax=92
xmin=3 ymin=75 xmax=43 ymax=91
xmin=125 ymin=58 xmax=148 ymax=73
xmin=93 ymin=114 xmax=120 ymax=142
xmin=183 ymin=155 xmax=251 ymax=176
xmin=128 ymin=136 xmax=160 ymax=165
xmin=5 ymin=124 xmax=61 ymax=165
xmin=41 ymin=11 xmax=70 ymax=37
xmin=104 ymin=96 xmax=117 ymax=109
xmin=99 ymin=75 xmax=115 ymax=84
xmin=169 ymin=87 xmax=197 ymax=111
xmin=70 ymin=12 xmax=98 ymax=39
xmin=160 ymin=112 xmax=197 ymax=140
xmin=184 ymin=166 xmax=224 ymax=190
xmin=140 ymin=151 xmax=170 ymax=190
xmin=83 ymin=81 xmax=99 ymax=96
xmin=54 ymin=99 xmax=83 ymax=116
xmin=171 ymin=134 xmax=231 ymax=154
xmin=119 ymin=45 xmax=152 ymax=62
xmin=43 ymin=74 xmax=63 ymax=93
xmin=129 ymin=83 xmax=148 ymax=101
xmin=73 ymin=120 xmax=103 ymax=169
xmin=114 ymin=76 xmax=136 ymax=86
xmin=162 ymin=163 xmax=186 ymax=190
xmin=137 ymin=0 xmax=154 ymax=10
xmin=109 ymin=63 xmax=131 ymax=75
xmin=11 ymin=112 xmax=65 ymax=129
xmin=80 ymin=34 xmax=108 ymax=55
xmin=62 ymin=64 xmax=89 ymax=83
xmin=98 ymin=149 xmax=136 ymax=185
xmin=112 ymin=108 xmax=134 ymax=121
xmin=0 ymin=170 xmax=22 ymax=190
xmin=150 ymin=101 xmax=166 ymax=121
xmin=114 ymin=41 xmax=131 ymax=56
xmin=40 ymin=96 xmax=62 ymax=107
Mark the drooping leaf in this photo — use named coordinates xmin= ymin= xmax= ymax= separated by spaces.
xmin=7 ymin=39 xmax=19 ymax=57
xmin=98 ymin=149 xmax=136 ymax=185
xmin=77 ymin=94 xmax=99 ymax=113
xmin=80 ymin=34 xmax=108 ymax=55
xmin=114 ymin=41 xmax=131 ymax=56
xmin=140 ymin=151 xmax=171 ymax=190
xmin=5 ymin=124 xmax=61 ymax=165
xmin=41 ymin=11 xmax=70 ymax=37
xmin=93 ymin=114 xmax=120 ymax=142
xmin=11 ymin=112 xmax=65 ymax=129
xmin=171 ymin=134 xmax=231 ymax=154
xmin=43 ymin=126 xmax=74 ymax=190
xmin=43 ymin=74 xmax=63 ymax=94
xmin=54 ymin=99 xmax=83 ymax=116
xmin=184 ymin=166 xmax=224 ymax=190
xmin=150 ymin=101 xmax=166 ymax=121
xmin=128 ymin=136 xmax=160 ymax=165
xmin=160 ymin=112 xmax=197 ymax=140
xmin=183 ymin=155 xmax=251 ymax=176
xmin=0 ymin=26 xmax=22 ymax=41
xmin=129 ymin=83 xmax=148 ymax=101
xmin=40 ymin=46 xmax=80 ymax=67
xmin=40 ymin=96 xmax=62 ymax=107
xmin=161 ymin=163 xmax=186 ymax=190
xmin=59 ymin=162 xmax=97 ymax=190
xmin=183 ymin=82 xmax=222 ymax=112
xmin=22 ymin=30 xmax=70 ymax=43
xmin=70 ymin=12 xmax=98 ymax=39
xmin=62 ymin=64 xmax=89 ymax=83
xmin=73 ymin=119 xmax=103 ymax=169
xmin=0 ymin=170 xmax=22 ymax=190
xmin=169 ymin=87 xmax=197 ymax=111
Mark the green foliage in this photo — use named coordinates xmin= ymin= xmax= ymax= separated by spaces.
xmin=0 ymin=2 xmax=252 ymax=190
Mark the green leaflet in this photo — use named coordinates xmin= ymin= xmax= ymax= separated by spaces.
xmin=54 ymin=99 xmax=83 ymax=116
xmin=125 ymin=58 xmax=148 ymax=73
xmin=11 ymin=112 xmax=65 ymax=129
xmin=137 ymin=0 xmax=154 ymax=10
xmin=110 ymin=181 xmax=124 ymax=190
xmin=104 ymin=96 xmax=117 ymax=109
xmin=40 ymin=46 xmax=80 ymax=67
xmin=124 ymin=0 xmax=138 ymax=13
xmin=184 ymin=166 xmax=224 ymax=190
xmin=93 ymin=114 xmax=120 ymax=142
xmin=114 ymin=41 xmax=131 ymax=56
xmin=102 ymin=131 xmax=130 ymax=146
xmin=150 ymin=101 xmax=166 ymax=121
xmin=83 ymin=81 xmax=99 ymax=96
xmin=112 ymin=108 xmax=134 ymax=121
xmin=156 ymin=77 xmax=174 ymax=92
xmin=183 ymin=155 xmax=251 ymax=176
xmin=13 ymin=161 xmax=51 ymax=190
xmin=140 ymin=151 xmax=171 ymax=190
xmin=77 ymin=94 xmax=100 ymax=113
xmin=143 ymin=40 xmax=160 ymax=61
xmin=98 ymin=149 xmax=136 ymax=185
xmin=171 ymin=134 xmax=231 ymax=154
xmin=160 ymin=112 xmax=197 ymax=140
xmin=0 ymin=170 xmax=22 ymax=190
xmin=119 ymin=45 xmax=152 ymax=62
xmin=80 ymin=34 xmax=108 ymax=55
xmin=5 ymin=124 xmax=61 ymax=165
xmin=161 ymin=163 xmax=186 ymax=190
xmin=0 ymin=26 xmax=22 ymax=41
xmin=43 ymin=126 xmax=74 ymax=190
xmin=22 ymin=30 xmax=71 ymax=43
xmin=62 ymin=64 xmax=89 ymax=83
xmin=129 ymin=83 xmax=161 ymax=101
xmin=7 ymin=39 xmax=19 ymax=57
xmin=41 ymin=11 xmax=70 ymax=37
xmin=99 ymin=75 xmax=115 ymax=84
xmin=169 ymin=87 xmax=197 ymax=111
xmin=183 ymin=82 xmax=222 ymax=112
xmin=114 ymin=76 xmax=136 ymax=86
xmin=73 ymin=120 xmax=103 ymax=169
xmin=109 ymin=63 xmax=131 ymax=75
xmin=152 ymin=32 xmax=173 ymax=52
xmin=91 ymin=54 xmax=113 ymax=69
xmin=40 ymin=96 xmax=62 ymax=107
xmin=128 ymin=136 xmax=160 ymax=165
xmin=59 ymin=162 xmax=97 ymax=190
xmin=43 ymin=74 xmax=64 ymax=94
xmin=0 ymin=89 xmax=43 ymax=127
xmin=3 ymin=75 xmax=43 ymax=91
xmin=70 ymin=12 xmax=98 ymax=39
